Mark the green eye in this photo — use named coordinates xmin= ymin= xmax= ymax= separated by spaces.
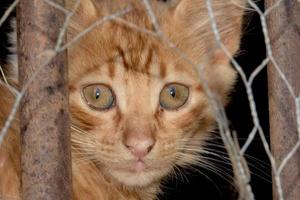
xmin=160 ymin=83 xmax=189 ymax=110
xmin=82 ymin=84 xmax=115 ymax=110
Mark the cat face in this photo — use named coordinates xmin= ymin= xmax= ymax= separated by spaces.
xmin=67 ymin=0 xmax=244 ymax=187
xmin=69 ymin=42 xmax=214 ymax=187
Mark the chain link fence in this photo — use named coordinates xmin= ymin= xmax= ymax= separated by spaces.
xmin=0 ymin=0 xmax=299 ymax=199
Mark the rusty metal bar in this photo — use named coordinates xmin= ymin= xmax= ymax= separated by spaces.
xmin=266 ymin=0 xmax=300 ymax=199
xmin=17 ymin=0 xmax=72 ymax=199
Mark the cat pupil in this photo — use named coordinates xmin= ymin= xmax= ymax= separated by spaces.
xmin=95 ymin=88 xmax=101 ymax=99
xmin=169 ymin=87 xmax=176 ymax=98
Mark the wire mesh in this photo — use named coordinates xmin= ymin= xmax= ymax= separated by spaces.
xmin=0 ymin=0 xmax=299 ymax=199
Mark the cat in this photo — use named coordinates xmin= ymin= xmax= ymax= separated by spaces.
xmin=0 ymin=0 xmax=246 ymax=199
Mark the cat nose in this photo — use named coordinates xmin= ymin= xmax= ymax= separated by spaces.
xmin=124 ymin=137 xmax=155 ymax=159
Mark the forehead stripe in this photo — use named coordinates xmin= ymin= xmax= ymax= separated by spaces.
xmin=116 ymin=46 xmax=129 ymax=70
xmin=144 ymin=48 xmax=154 ymax=74
xmin=159 ymin=61 xmax=166 ymax=78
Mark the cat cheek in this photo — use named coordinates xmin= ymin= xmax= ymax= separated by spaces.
xmin=171 ymin=104 xmax=204 ymax=128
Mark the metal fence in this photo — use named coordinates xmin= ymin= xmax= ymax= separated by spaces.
xmin=0 ymin=0 xmax=299 ymax=199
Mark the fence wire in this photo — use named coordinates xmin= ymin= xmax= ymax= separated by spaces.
xmin=0 ymin=0 xmax=299 ymax=200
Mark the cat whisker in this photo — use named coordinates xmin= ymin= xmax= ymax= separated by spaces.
xmin=173 ymin=164 xmax=189 ymax=184
xmin=177 ymin=152 xmax=236 ymax=190
xmin=204 ymin=148 xmax=271 ymax=178
xmin=183 ymin=163 xmax=224 ymax=194
xmin=179 ymin=144 xmax=272 ymax=183
xmin=160 ymin=136 xmax=271 ymax=185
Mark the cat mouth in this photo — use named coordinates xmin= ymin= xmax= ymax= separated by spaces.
xmin=131 ymin=159 xmax=147 ymax=172
xmin=104 ymin=158 xmax=171 ymax=174
xmin=108 ymin=163 xmax=165 ymax=187
xmin=109 ymin=159 xmax=155 ymax=173
xmin=105 ymin=159 xmax=172 ymax=187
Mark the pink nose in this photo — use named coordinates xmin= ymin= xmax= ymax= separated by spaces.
xmin=124 ymin=138 xmax=155 ymax=159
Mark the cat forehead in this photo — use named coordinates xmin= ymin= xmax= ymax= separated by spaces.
xmin=69 ymin=22 xmax=198 ymax=83
xmin=69 ymin=49 xmax=197 ymax=85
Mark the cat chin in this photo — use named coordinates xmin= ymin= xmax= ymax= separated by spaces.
xmin=106 ymin=167 xmax=170 ymax=187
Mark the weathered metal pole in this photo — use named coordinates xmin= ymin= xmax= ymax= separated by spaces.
xmin=266 ymin=0 xmax=300 ymax=199
xmin=17 ymin=0 xmax=72 ymax=199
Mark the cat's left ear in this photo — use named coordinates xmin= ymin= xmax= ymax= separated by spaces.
xmin=160 ymin=0 xmax=246 ymax=56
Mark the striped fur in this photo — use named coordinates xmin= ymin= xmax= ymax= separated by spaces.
xmin=0 ymin=0 xmax=246 ymax=199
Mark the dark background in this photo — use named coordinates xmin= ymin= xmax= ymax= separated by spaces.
xmin=0 ymin=0 xmax=271 ymax=199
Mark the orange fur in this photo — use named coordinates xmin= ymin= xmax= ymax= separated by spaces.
xmin=0 ymin=0 xmax=246 ymax=199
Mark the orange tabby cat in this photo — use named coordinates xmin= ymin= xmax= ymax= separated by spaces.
xmin=0 ymin=0 xmax=245 ymax=199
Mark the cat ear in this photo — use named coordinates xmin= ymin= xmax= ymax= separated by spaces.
xmin=164 ymin=0 xmax=245 ymax=57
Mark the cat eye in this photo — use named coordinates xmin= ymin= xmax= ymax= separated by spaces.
xmin=82 ymin=84 xmax=115 ymax=110
xmin=159 ymin=83 xmax=189 ymax=110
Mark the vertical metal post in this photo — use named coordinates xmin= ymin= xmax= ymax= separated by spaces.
xmin=266 ymin=0 xmax=300 ymax=199
xmin=17 ymin=0 xmax=72 ymax=199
